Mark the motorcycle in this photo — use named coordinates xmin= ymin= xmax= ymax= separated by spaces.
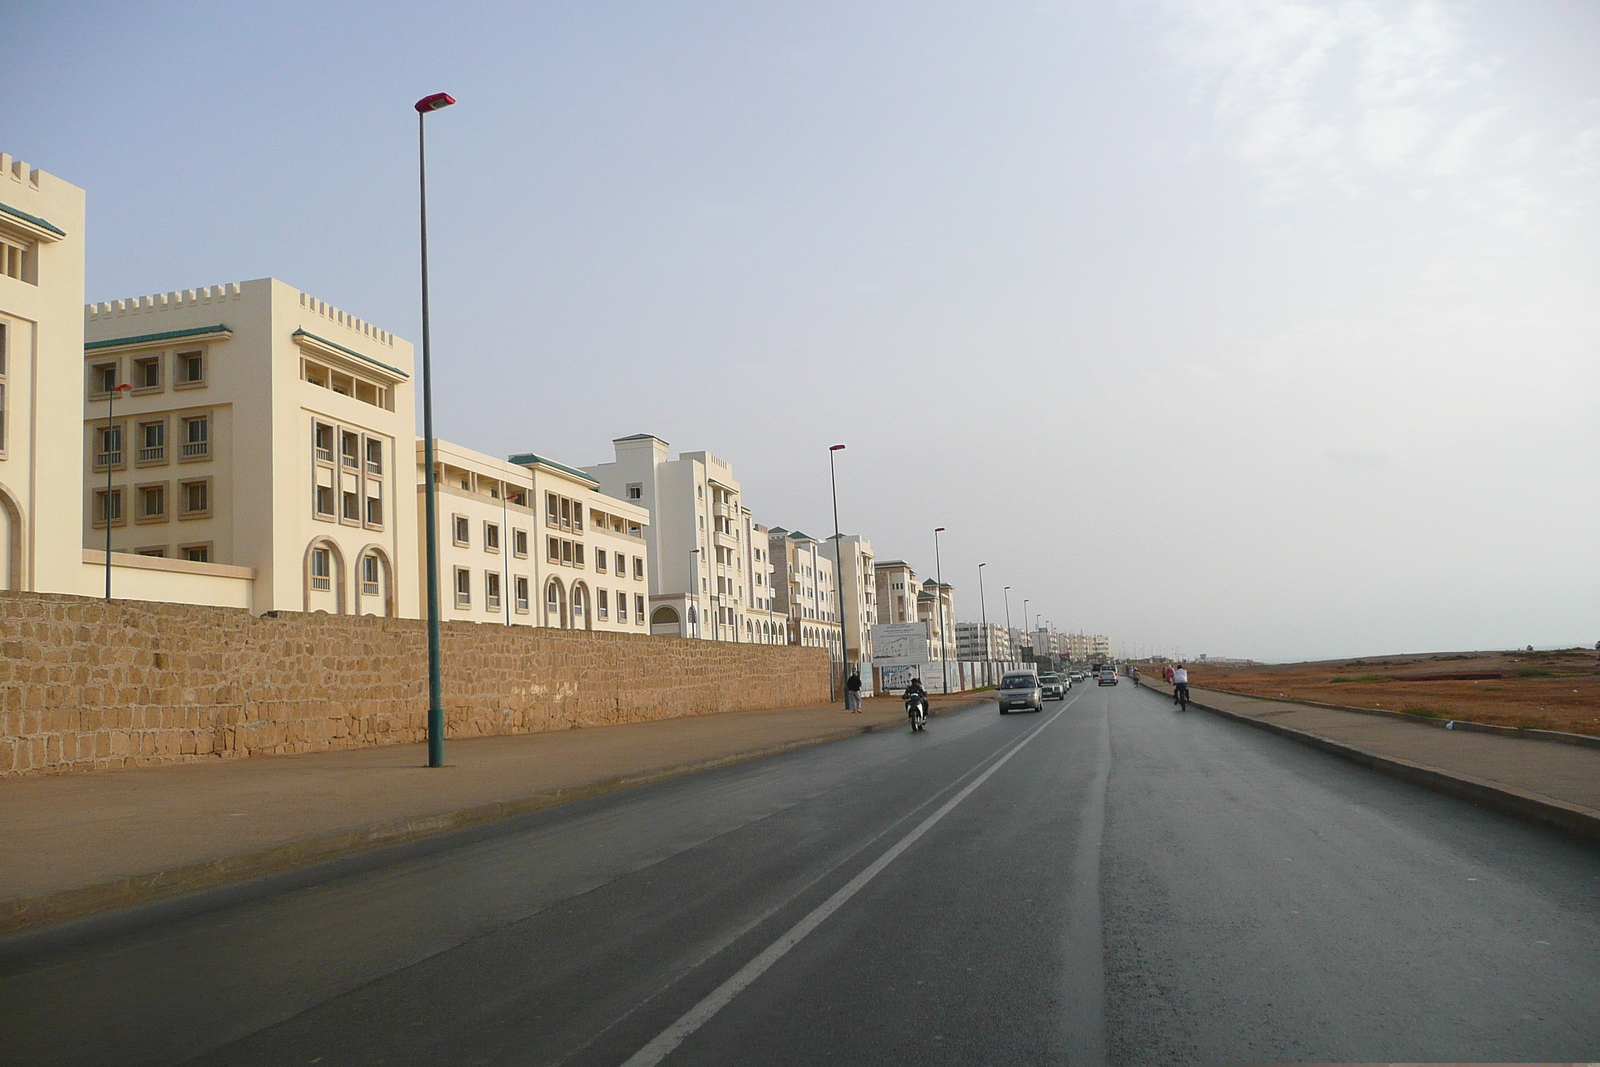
xmin=904 ymin=692 xmax=929 ymax=732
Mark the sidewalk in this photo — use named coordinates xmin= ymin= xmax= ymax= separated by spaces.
xmin=1137 ymin=677 xmax=1600 ymax=843
xmin=0 ymin=692 xmax=987 ymax=935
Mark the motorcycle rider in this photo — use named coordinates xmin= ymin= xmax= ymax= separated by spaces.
xmin=903 ymin=677 xmax=929 ymax=722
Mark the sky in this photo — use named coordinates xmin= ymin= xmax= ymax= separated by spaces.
xmin=5 ymin=0 xmax=1597 ymax=662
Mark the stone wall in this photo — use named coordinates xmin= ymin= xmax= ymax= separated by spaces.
xmin=0 ymin=592 xmax=831 ymax=777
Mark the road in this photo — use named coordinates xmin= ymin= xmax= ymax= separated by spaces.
xmin=3 ymin=681 xmax=1598 ymax=1065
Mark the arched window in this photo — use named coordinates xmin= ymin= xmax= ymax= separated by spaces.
xmin=303 ymin=538 xmax=346 ymax=613
xmin=546 ymin=577 xmax=567 ymax=628
xmin=651 ymin=606 xmax=679 ymax=625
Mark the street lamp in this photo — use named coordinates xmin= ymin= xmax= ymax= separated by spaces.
xmin=1003 ymin=585 xmax=1012 ymax=657
xmin=103 ymin=382 xmax=131 ymax=599
xmin=977 ymin=562 xmax=989 ymax=667
xmin=828 ymin=444 xmax=848 ymax=703
xmin=690 ymin=547 xmax=702 ymax=638
xmin=415 ymin=90 xmax=455 ymax=769
xmin=933 ymin=527 xmax=948 ymax=694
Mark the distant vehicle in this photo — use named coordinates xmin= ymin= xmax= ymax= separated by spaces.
xmin=1038 ymin=672 xmax=1067 ymax=700
xmin=997 ymin=671 xmax=1043 ymax=714
xmin=1096 ymin=667 xmax=1118 ymax=686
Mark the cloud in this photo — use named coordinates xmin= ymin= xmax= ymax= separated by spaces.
xmin=1156 ymin=0 xmax=1594 ymax=220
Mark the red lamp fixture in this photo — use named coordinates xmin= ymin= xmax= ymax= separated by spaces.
xmin=414 ymin=92 xmax=456 ymax=113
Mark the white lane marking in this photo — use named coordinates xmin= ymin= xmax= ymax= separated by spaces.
xmin=621 ymin=700 xmax=1073 ymax=1067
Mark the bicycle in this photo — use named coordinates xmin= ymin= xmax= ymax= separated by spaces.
xmin=1174 ymin=683 xmax=1189 ymax=711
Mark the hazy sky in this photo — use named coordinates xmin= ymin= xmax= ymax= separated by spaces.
xmin=7 ymin=0 xmax=1597 ymax=661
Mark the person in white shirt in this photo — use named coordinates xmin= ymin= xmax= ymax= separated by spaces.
xmin=1172 ymin=665 xmax=1189 ymax=706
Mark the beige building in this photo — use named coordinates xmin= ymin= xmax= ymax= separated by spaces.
xmin=0 ymin=152 xmax=88 ymax=595
xmin=421 ymin=439 xmax=649 ymax=632
xmin=767 ymin=528 xmax=841 ymax=658
xmin=832 ymin=533 xmax=875 ymax=673
xmin=742 ymin=515 xmax=787 ymax=644
xmin=874 ymin=560 xmax=918 ymax=624
xmin=584 ymin=436 xmax=758 ymax=642
xmin=916 ymin=579 xmax=954 ymax=663
xmin=82 ymin=277 xmax=418 ymax=616
xmin=955 ymin=621 xmax=1011 ymax=661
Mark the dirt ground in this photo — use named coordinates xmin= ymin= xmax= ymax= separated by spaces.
xmin=1176 ymin=648 xmax=1600 ymax=738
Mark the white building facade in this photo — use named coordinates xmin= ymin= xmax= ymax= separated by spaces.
xmin=767 ymin=528 xmax=841 ymax=658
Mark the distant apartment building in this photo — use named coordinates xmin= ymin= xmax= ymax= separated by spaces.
xmin=584 ymin=435 xmax=755 ymax=641
xmin=82 ymin=277 xmax=417 ymax=615
xmin=420 ymin=440 xmax=649 ymax=632
xmin=742 ymin=515 xmax=787 ymax=644
xmin=767 ymin=528 xmax=841 ymax=657
xmin=874 ymin=560 xmax=918 ymax=624
xmin=832 ymin=534 xmax=875 ymax=671
xmin=955 ymin=621 xmax=1011 ymax=661
xmin=916 ymin=579 xmax=954 ymax=662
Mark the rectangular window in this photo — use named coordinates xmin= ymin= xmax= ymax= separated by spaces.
xmin=315 ymin=484 xmax=334 ymax=517
xmin=512 ymin=529 xmax=528 ymax=558
xmin=181 ymin=415 xmax=209 ymax=458
xmin=181 ymin=543 xmax=210 ymax=563
xmin=546 ymin=492 xmax=559 ymax=527
xmin=616 ymin=554 xmax=626 ymax=577
xmin=636 ymin=594 xmax=645 ymax=623
xmin=365 ymin=491 xmax=383 ymax=527
xmin=311 ymin=547 xmax=331 ymax=589
xmin=560 ymin=497 xmax=571 ymax=530
xmin=342 ymin=489 xmax=360 ymax=522
xmin=574 ymin=543 xmax=585 ymax=567
xmin=136 ymin=546 xmax=166 ymax=558
xmin=514 ymin=575 xmax=530 ymax=613
xmin=137 ymin=483 xmax=166 ymax=521
xmin=94 ymin=424 xmax=124 ymax=469
xmin=616 ymin=592 xmax=627 ymax=621
xmin=175 ymin=350 xmax=204 ymax=387
xmin=330 ymin=371 xmax=353 ymax=396
xmin=93 ymin=487 xmax=124 ymax=526
xmin=340 ymin=431 xmax=359 ymax=469
xmin=484 ymin=522 xmax=500 ymax=552
xmin=573 ymin=505 xmax=583 ymax=533
xmin=453 ymin=515 xmax=469 ymax=546
xmin=561 ymin=540 xmax=573 ymax=565
xmin=133 ymin=355 xmax=162 ymax=391
xmin=138 ymin=420 xmax=166 ymax=463
xmin=180 ymin=479 xmax=210 ymax=517
xmin=486 ymin=571 xmax=502 ymax=611
xmin=0 ymin=235 xmax=34 ymax=284
xmin=304 ymin=360 xmax=329 ymax=388
xmin=90 ymin=361 xmax=119 ymax=396
xmin=634 ymin=556 xmax=644 ymax=580
xmin=595 ymin=548 xmax=607 ymax=573
xmin=362 ymin=554 xmax=380 ymax=595
xmin=314 ymin=422 xmax=334 ymax=462
xmin=365 ymin=437 xmax=383 ymax=474
xmin=598 ymin=589 xmax=609 ymax=619
xmin=548 ymin=536 xmax=560 ymax=563
xmin=454 ymin=567 xmax=471 ymax=608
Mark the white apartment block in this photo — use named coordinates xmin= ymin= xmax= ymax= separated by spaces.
xmin=742 ymin=515 xmax=787 ymax=644
xmin=0 ymin=153 xmax=88 ymax=596
xmin=955 ymin=621 xmax=1011 ymax=661
xmin=83 ymin=278 xmax=418 ymax=616
xmin=916 ymin=579 xmax=954 ymax=662
xmin=584 ymin=435 xmax=761 ymax=642
xmin=422 ymin=441 xmax=650 ymax=632
xmin=831 ymin=533 xmax=875 ymax=672
xmin=767 ymin=528 xmax=842 ymax=658
xmin=874 ymin=560 xmax=918 ymax=624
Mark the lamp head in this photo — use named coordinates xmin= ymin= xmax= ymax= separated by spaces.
xmin=829 ymin=444 xmax=845 ymax=451
xmin=934 ymin=526 xmax=945 ymax=533
xmin=415 ymin=92 xmax=456 ymax=113
xmin=112 ymin=383 xmax=132 ymax=392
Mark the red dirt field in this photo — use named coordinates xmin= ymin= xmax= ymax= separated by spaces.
xmin=1177 ymin=648 xmax=1600 ymax=739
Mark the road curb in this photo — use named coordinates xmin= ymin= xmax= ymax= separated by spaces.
xmin=0 ymin=697 xmax=990 ymax=936
xmin=1180 ymin=694 xmax=1600 ymax=848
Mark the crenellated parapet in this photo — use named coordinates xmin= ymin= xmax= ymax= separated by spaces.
xmin=85 ymin=282 xmax=399 ymax=347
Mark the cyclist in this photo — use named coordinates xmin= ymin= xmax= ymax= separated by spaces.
xmin=1172 ymin=664 xmax=1189 ymax=708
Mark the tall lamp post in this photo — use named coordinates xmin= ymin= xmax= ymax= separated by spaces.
xmin=103 ymin=382 xmax=131 ymax=599
xmin=415 ymin=90 xmax=454 ymax=769
xmin=1003 ymin=585 xmax=1012 ymax=661
xmin=933 ymin=527 xmax=948 ymax=694
xmin=976 ymin=562 xmax=989 ymax=671
xmin=828 ymin=444 xmax=848 ymax=703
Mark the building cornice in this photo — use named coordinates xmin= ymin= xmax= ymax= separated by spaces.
xmin=292 ymin=328 xmax=410 ymax=383
xmin=85 ymin=324 xmax=233 ymax=355
xmin=507 ymin=452 xmax=601 ymax=489
xmin=0 ymin=200 xmax=66 ymax=241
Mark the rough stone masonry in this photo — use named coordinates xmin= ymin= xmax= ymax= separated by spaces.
xmin=0 ymin=592 xmax=831 ymax=777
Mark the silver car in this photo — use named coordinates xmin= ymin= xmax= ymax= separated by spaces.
xmin=997 ymin=671 xmax=1042 ymax=714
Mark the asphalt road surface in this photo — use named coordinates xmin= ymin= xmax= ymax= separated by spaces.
xmin=4 ymin=681 xmax=1599 ymax=1065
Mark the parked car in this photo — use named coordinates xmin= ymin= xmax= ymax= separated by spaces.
xmin=1096 ymin=667 xmax=1118 ymax=686
xmin=997 ymin=671 xmax=1043 ymax=713
xmin=1038 ymin=672 xmax=1067 ymax=700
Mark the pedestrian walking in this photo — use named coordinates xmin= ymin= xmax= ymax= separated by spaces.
xmin=845 ymin=670 xmax=863 ymax=712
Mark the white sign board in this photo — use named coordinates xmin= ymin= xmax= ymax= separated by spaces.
xmin=871 ymin=623 xmax=930 ymax=665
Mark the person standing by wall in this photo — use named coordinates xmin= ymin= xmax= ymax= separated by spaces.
xmin=845 ymin=669 xmax=863 ymax=712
